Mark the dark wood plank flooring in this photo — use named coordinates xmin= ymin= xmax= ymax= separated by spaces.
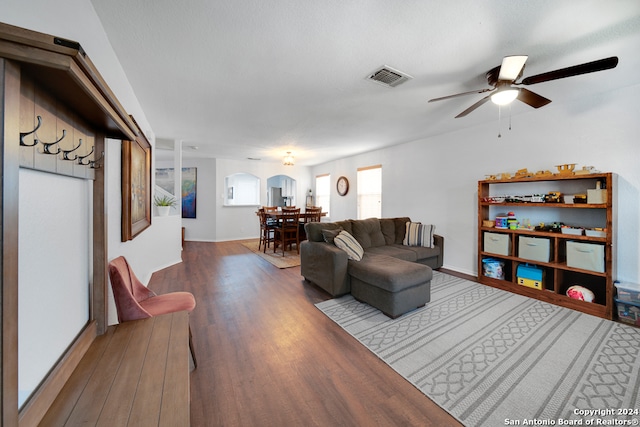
xmin=149 ymin=241 xmax=463 ymax=427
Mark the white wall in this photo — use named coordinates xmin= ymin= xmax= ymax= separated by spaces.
xmin=312 ymin=84 xmax=640 ymax=283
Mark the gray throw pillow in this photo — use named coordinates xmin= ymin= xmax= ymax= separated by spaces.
xmin=321 ymin=227 xmax=343 ymax=244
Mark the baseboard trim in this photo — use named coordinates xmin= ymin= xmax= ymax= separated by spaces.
xmin=438 ymin=267 xmax=478 ymax=283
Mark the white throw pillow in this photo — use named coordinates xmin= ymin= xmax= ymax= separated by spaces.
xmin=403 ymin=222 xmax=435 ymax=248
xmin=333 ymin=230 xmax=364 ymax=261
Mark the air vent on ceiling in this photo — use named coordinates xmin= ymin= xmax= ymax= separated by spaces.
xmin=367 ymin=65 xmax=413 ymax=87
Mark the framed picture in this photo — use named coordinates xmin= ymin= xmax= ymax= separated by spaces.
xmin=154 ymin=167 xmax=198 ymax=218
xmin=181 ymin=167 xmax=197 ymax=218
xmin=121 ymin=119 xmax=151 ymax=241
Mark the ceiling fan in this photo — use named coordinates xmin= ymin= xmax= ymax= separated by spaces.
xmin=428 ymin=55 xmax=619 ymax=118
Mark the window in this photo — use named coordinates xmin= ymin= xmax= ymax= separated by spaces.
xmin=357 ymin=165 xmax=381 ymax=219
xmin=315 ymin=174 xmax=330 ymax=217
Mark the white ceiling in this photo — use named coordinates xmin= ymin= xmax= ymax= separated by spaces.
xmin=90 ymin=0 xmax=640 ymax=166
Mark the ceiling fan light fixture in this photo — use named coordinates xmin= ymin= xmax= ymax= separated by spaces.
xmin=491 ymin=88 xmax=519 ymax=105
xmin=283 ymin=152 xmax=294 ymax=166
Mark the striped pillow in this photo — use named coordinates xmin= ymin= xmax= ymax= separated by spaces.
xmin=403 ymin=222 xmax=435 ymax=248
xmin=333 ymin=230 xmax=364 ymax=261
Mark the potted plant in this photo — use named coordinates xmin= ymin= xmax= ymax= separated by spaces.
xmin=154 ymin=194 xmax=177 ymax=216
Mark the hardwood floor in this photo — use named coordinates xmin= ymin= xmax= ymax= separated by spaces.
xmin=149 ymin=241 xmax=463 ymax=427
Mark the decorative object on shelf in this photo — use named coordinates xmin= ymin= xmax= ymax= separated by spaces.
xmin=566 ymin=285 xmax=595 ymax=303
xmin=555 ymin=163 xmax=576 ymax=176
xmin=283 ymin=151 xmax=294 ymax=166
xmin=154 ymin=195 xmax=177 ymax=216
xmin=337 ymin=176 xmax=349 ymax=196
xmin=482 ymin=219 xmax=494 ymax=228
xmin=306 ymin=189 xmax=313 ymax=207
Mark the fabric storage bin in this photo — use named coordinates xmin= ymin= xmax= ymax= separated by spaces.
xmin=484 ymin=232 xmax=510 ymax=256
xmin=614 ymin=298 xmax=640 ymax=326
xmin=587 ymin=189 xmax=607 ymax=204
xmin=614 ymin=282 xmax=640 ymax=304
xmin=566 ymin=241 xmax=605 ymax=273
xmin=518 ymin=236 xmax=550 ymax=263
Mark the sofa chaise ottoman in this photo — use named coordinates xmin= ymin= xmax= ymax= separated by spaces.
xmin=301 ymin=217 xmax=443 ymax=318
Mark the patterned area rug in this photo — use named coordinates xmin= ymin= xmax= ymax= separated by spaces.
xmin=316 ymin=271 xmax=640 ymax=426
xmin=241 ymin=239 xmax=301 ymax=269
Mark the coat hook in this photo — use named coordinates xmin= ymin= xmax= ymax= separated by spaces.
xmin=77 ymin=145 xmax=95 ymax=166
xmin=20 ymin=115 xmax=42 ymax=147
xmin=60 ymin=138 xmax=82 ymax=161
xmin=89 ymin=151 xmax=105 ymax=169
xmin=37 ymin=129 xmax=66 ymax=155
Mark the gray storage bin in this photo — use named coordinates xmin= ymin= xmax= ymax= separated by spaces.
xmin=484 ymin=232 xmax=510 ymax=256
xmin=518 ymin=236 xmax=551 ymax=263
xmin=566 ymin=241 xmax=605 ymax=272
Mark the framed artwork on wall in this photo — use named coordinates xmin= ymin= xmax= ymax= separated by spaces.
xmin=154 ymin=167 xmax=197 ymax=218
xmin=121 ymin=119 xmax=152 ymax=241
xmin=181 ymin=167 xmax=197 ymax=218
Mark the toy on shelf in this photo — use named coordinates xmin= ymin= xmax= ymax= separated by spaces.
xmin=574 ymin=166 xmax=599 ymax=175
xmin=514 ymin=168 xmax=534 ymax=179
xmin=485 ymin=164 xmax=602 ymax=181
xmin=544 ymin=192 xmax=564 ymax=203
xmin=535 ymin=170 xmax=554 ymax=178
xmin=507 ymin=212 xmax=518 ymax=230
xmin=555 ymin=163 xmax=576 ymax=176
xmin=567 ymin=285 xmax=595 ymax=303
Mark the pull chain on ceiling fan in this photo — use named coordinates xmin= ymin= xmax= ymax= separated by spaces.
xmin=428 ymin=55 xmax=619 ymax=118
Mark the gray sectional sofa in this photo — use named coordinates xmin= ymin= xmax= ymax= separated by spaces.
xmin=301 ymin=217 xmax=444 ymax=318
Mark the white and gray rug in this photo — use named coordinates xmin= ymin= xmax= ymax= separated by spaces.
xmin=316 ymin=271 xmax=640 ymax=427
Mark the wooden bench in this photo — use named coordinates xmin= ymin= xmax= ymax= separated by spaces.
xmin=40 ymin=311 xmax=191 ymax=426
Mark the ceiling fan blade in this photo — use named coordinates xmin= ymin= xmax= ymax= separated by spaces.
xmin=517 ymin=88 xmax=552 ymax=108
xmin=428 ymin=88 xmax=493 ymax=103
xmin=521 ymin=56 xmax=618 ymax=85
xmin=498 ymin=55 xmax=528 ymax=81
xmin=455 ymin=95 xmax=492 ymax=118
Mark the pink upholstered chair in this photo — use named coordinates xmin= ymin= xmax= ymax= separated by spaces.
xmin=108 ymin=256 xmax=197 ymax=367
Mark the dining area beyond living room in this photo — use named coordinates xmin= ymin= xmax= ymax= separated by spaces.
xmin=257 ymin=206 xmax=325 ymax=256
